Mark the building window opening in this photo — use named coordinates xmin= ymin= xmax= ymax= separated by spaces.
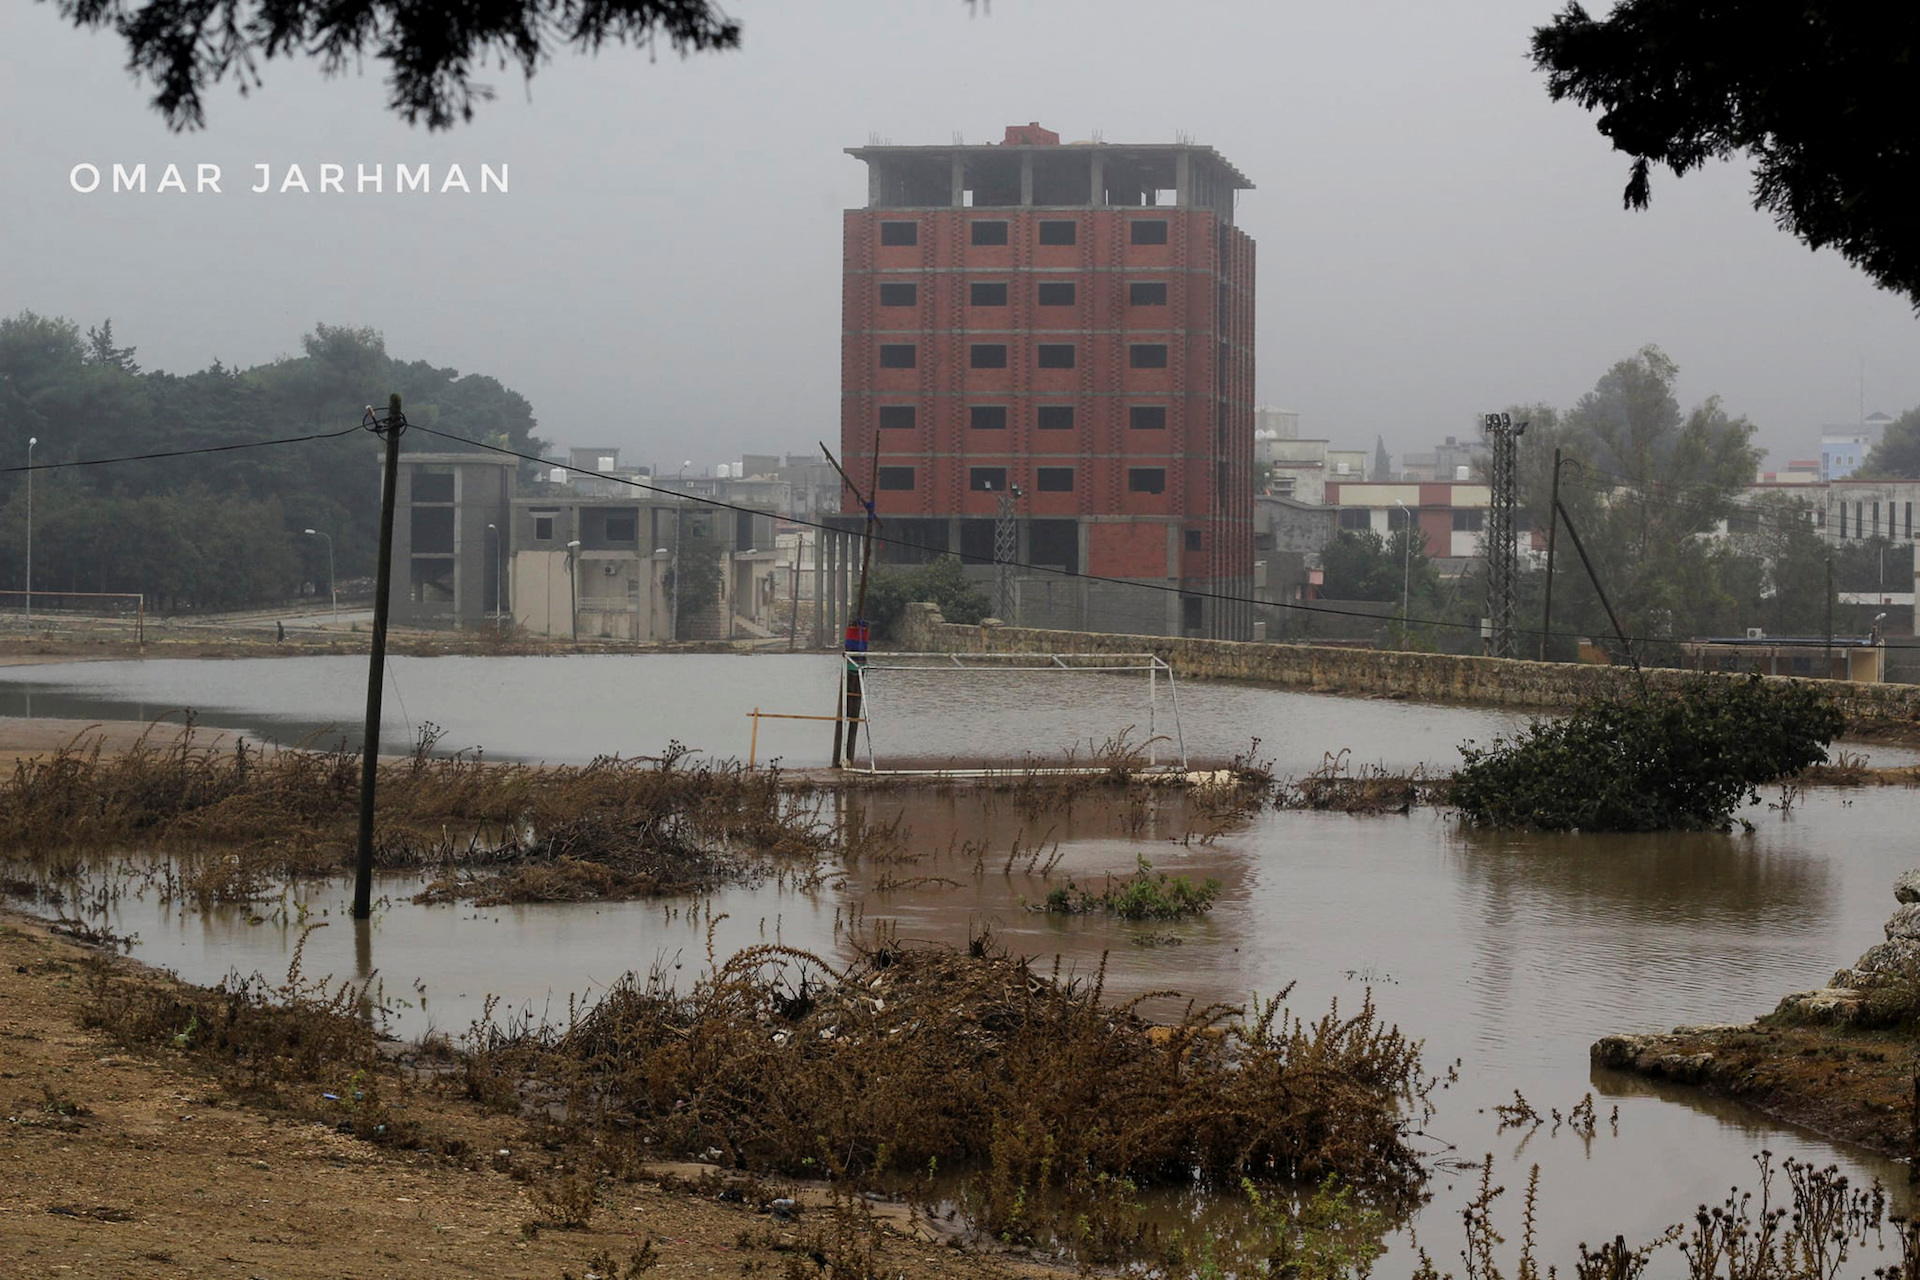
xmin=1037 ymin=467 xmax=1073 ymax=492
xmin=533 ymin=513 xmax=556 ymax=541
xmin=1036 ymin=405 xmax=1074 ymax=430
xmin=1038 ymin=220 xmax=1077 ymax=245
xmin=970 ymin=405 xmax=1008 ymax=429
xmin=1129 ymin=281 xmax=1168 ymax=305
xmin=1185 ymin=528 xmax=1203 ymax=551
xmin=1131 ymin=220 xmax=1169 ymax=245
xmin=970 ymin=281 xmax=1008 ymax=306
xmin=879 ymin=282 xmax=916 ymax=306
xmin=1037 ymin=281 xmax=1075 ymax=306
xmin=879 ymin=344 xmax=916 ymax=369
xmin=971 ymin=221 xmax=1009 ymax=246
xmin=880 ymin=222 xmax=918 ymax=246
xmin=878 ymin=405 xmax=916 ymax=430
xmin=1130 ymin=343 xmax=1169 ymax=368
xmin=878 ymin=467 xmax=916 ymax=491
xmin=1130 ymin=405 xmax=1167 ymax=430
xmin=1037 ymin=343 xmax=1075 ymax=369
xmin=605 ymin=515 xmax=637 ymax=542
xmin=970 ymin=467 xmax=1009 ymax=492
xmin=1128 ymin=468 xmax=1166 ymax=495
xmin=971 ymin=344 xmax=1008 ymax=369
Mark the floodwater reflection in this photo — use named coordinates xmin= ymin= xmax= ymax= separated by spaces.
xmin=8 ymin=698 xmax=1920 ymax=1270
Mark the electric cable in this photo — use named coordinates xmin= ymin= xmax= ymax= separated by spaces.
xmin=0 ymin=424 xmax=363 ymax=473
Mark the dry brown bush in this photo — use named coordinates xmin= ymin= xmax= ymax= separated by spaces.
xmin=466 ymin=935 xmax=1432 ymax=1260
xmin=0 ymin=724 xmax=828 ymax=905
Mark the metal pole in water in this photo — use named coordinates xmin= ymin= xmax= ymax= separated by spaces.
xmin=354 ymin=395 xmax=405 ymax=921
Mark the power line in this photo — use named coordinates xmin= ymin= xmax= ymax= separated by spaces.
xmin=407 ymin=423 xmax=1736 ymax=650
xmin=0 ymin=424 xmax=364 ymax=474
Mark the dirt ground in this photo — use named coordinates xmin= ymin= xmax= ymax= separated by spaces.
xmin=1593 ymin=1020 xmax=1920 ymax=1160
xmin=0 ymin=910 xmax=1058 ymax=1280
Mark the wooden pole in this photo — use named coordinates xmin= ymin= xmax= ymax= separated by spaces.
xmin=1540 ymin=448 xmax=1561 ymax=662
xmin=353 ymin=394 xmax=404 ymax=921
xmin=1555 ymin=495 xmax=1640 ymax=682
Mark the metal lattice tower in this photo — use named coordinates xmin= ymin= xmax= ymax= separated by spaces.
xmin=1482 ymin=412 xmax=1522 ymax=658
xmin=994 ymin=486 xmax=1022 ymax=622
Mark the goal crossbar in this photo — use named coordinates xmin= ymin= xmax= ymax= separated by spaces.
xmin=845 ymin=651 xmax=1188 ymax=774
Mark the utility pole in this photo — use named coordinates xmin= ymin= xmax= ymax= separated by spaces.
xmin=1394 ymin=499 xmax=1411 ymax=641
xmin=1826 ymin=556 xmax=1835 ymax=679
xmin=1539 ymin=449 xmax=1563 ymax=661
xmin=821 ymin=442 xmax=880 ymax=769
xmin=1555 ymin=493 xmax=1640 ymax=682
xmin=354 ymin=395 xmax=405 ymax=922
xmin=994 ymin=483 xmax=1023 ymax=623
xmin=25 ymin=436 xmax=36 ymax=626
xmin=1482 ymin=412 xmax=1524 ymax=658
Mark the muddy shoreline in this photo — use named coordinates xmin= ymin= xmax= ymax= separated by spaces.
xmin=1593 ymin=1019 xmax=1919 ymax=1163
xmin=0 ymin=904 xmax=1058 ymax=1279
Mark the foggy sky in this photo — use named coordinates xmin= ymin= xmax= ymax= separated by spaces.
xmin=2 ymin=0 xmax=1915 ymax=474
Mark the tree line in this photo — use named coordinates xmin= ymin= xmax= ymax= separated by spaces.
xmin=0 ymin=313 xmax=545 ymax=612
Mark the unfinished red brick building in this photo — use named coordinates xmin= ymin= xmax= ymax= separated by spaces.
xmin=841 ymin=123 xmax=1255 ymax=638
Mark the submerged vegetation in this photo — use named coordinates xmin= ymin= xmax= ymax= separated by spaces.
xmin=1039 ymin=854 xmax=1222 ymax=920
xmin=0 ymin=723 xmax=828 ymax=905
xmin=1451 ymin=675 xmax=1844 ymax=832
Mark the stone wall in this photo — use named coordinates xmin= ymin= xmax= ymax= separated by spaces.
xmin=895 ymin=601 xmax=1920 ymax=729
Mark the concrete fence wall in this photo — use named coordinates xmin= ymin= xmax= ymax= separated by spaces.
xmin=895 ymin=602 xmax=1920 ymax=729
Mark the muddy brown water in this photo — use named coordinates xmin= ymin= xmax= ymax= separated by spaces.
xmin=7 ymin=654 xmax=1920 ymax=1272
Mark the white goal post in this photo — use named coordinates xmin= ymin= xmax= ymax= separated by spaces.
xmin=843 ymin=651 xmax=1189 ymax=776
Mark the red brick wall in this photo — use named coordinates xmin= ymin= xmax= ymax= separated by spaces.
xmin=843 ymin=204 xmax=1251 ymax=593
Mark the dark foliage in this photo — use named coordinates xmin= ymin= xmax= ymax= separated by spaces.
xmin=49 ymin=0 xmax=742 ymax=130
xmin=1451 ymin=675 xmax=1844 ymax=832
xmin=862 ymin=555 xmax=991 ymax=640
xmin=0 ymin=313 xmax=544 ymax=607
xmin=1532 ymin=3 xmax=1920 ymax=308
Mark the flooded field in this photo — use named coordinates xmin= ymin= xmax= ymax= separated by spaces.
xmin=5 ymin=652 xmax=1918 ymax=1273
xmin=2 ymin=652 xmax=1539 ymax=772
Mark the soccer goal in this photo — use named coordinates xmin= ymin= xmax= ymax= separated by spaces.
xmin=840 ymin=651 xmax=1189 ymax=776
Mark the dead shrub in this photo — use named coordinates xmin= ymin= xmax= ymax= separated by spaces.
xmin=0 ymin=725 xmax=828 ymax=906
xmin=467 ymin=937 xmax=1432 ymax=1262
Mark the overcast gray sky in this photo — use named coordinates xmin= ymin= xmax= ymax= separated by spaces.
xmin=2 ymin=0 xmax=1915 ymax=473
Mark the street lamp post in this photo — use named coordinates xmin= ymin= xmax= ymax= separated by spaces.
xmin=565 ymin=539 xmax=582 ymax=647
xmin=672 ymin=461 xmax=690 ymax=642
xmin=486 ymin=523 xmax=501 ymax=629
xmin=302 ymin=529 xmax=336 ymax=622
xmin=1395 ymin=499 xmax=1412 ymax=636
xmin=25 ymin=436 xmax=36 ymax=625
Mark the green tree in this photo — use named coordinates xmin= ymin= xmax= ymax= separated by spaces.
xmin=864 ymin=556 xmax=991 ymax=641
xmin=1515 ymin=346 xmax=1763 ymax=657
xmin=0 ymin=310 xmax=549 ymax=610
xmin=50 ymin=0 xmax=743 ymax=131
xmin=1532 ymin=3 xmax=1920 ymax=307
xmin=83 ymin=320 xmax=140 ymax=374
xmin=1859 ymin=407 xmax=1920 ymax=478
xmin=1321 ymin=528 xmax=1439 ymax=606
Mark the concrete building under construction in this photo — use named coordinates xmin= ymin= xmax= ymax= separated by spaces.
xmin=840 ymin=123 xmax=1256 ymax=638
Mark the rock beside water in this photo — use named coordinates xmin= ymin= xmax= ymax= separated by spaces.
xmin=1885 ymin=903 xmax=1920 ymax=941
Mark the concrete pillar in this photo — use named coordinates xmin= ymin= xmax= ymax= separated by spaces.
xmin=812 ymin=532 xmax=825 ymax=648
xmin=868 ymin=160 xmax=883 ymax=208
xmin=1175 ymin=152 xmax=1192 ymax=207
xmin=1020 ymin=152 xmax=1033 ymax=206
xmin=1089 ymin=153 xmax=1105 ymax=206
xmin=950 ymin=153 xmax=965 ymax=208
